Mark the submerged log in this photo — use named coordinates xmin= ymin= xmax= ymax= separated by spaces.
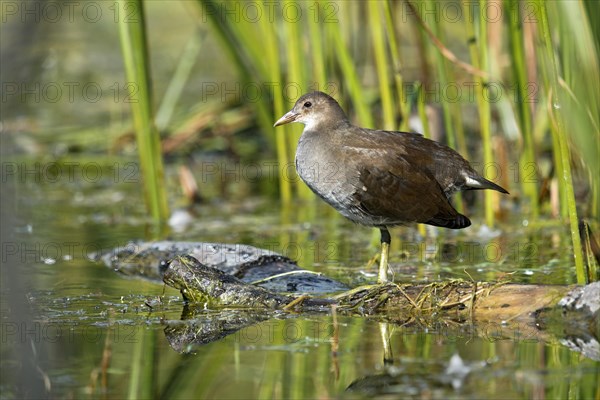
xmin=163 ymin=255 xmax=597 ymax=327
xmin=98 ymin=241 xmax=599 ymax=358
xmin=162 ymin=255 xmax=599 ymax=359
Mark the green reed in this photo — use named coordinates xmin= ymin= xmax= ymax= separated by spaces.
xmin=199 ymin=0 xmax=293 ymax=200
xmin=155 ymin=32 xmax=204 ymax=132
xmin=507 ymin=0 xmax=539 ymax=219
xmin=553 ymin=1 xmax=600 ymax=220
xmin=464 ymin=0 xmax=496 ymax=227
xmin=257 ymin=2 xmax=292 ymax=202
xmin=368 ymin=1 xmax=395 ymax=130
xmin=535 ymin=0 xmax=586 ymax=283
xmin=117 ymin=0 xmax=169 ymax=222
xmin=421 ymin=0 xmax=462 ymax=155
xmin=383 ymin=1 xmax=410 ymax=130
xmin=308 ymin=2 xmax=328 ymax=86
xmin=127 ymin=329 xmax=155 ymax=399
xmin=283 ymin=0 xmax=313 ymax=199
xmin=326 ymin=20 xmax=374 ymax=128
xmin=416 ymin=0 xmax=466 ymax=214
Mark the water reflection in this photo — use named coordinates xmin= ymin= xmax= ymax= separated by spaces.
xmin=1 ymin=158 xmax=596 ymax=398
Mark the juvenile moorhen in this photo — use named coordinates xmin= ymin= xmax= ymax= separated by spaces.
xmin=274 ymin=91 xmax=508 ymax=283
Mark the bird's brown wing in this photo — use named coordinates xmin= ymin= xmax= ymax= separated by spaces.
xmin=380 ymin=130 xmax=508 ymax=194
xmin=342 ymin=131 xmax=470 ymax=229
xmin=354 ymin=165 xmax=469 ymax=228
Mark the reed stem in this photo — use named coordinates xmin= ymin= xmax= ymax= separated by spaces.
xmin=368 ymin=1 xmax=395 ymax=130
xmin=117 ymin=0 xmax=169 ymax=222
xmin=464 ymin=0 xmax=495 ymax=227
xmin=383 ymin=1 xmax=410 ymax=130
xmin=536 ymin=0 xmax=586 ymax=283
xmin=507 ymin=0 xmax=539 ymax=218
xmin=260 ymin=7 xmax=292 ymax=203
xmin=327 ymin=22 xmax=374 ymax=127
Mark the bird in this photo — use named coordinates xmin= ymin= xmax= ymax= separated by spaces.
xmin=274 ymin=91 xmax=508 ymax=283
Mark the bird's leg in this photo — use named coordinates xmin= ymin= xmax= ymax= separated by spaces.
xmin=378 ymin=228 xmax=391 ymax=283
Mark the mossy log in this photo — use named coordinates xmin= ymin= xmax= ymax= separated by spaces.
xmin=162 ymin=254 xmax=598 ymax=359
xmin=98 ymin=242 xmax=598 ymax=358
xmin=164 ymin=255 xmax=598 ymax=328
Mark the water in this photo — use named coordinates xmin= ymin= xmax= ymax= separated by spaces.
xmin=1 ymin=157 xmax=597 ymax=399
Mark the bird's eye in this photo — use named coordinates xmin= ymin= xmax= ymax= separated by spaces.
xmin=303 ymin=101 xmax=312 ymax=108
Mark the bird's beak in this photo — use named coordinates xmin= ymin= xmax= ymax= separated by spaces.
xmin=273 ymin=111 xmax=299 ymax=127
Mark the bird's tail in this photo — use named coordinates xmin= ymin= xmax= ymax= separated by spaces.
xmin=426 ymin=213 xmax=472 ymax=230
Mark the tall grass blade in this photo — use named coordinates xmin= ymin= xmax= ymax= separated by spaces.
xmin=368 ymin=1 xmax=395 ymax=130
xmin=506 ymin=0 xmax=539 ymax=218
xmin=156 ymin=30 xmax=205 ymax=132
xmin=326 ymin=22 xmax=374 ymax=127
xmin=197 ymin=1 xmax=273 ymax=133
xmin=418 ymin=0 xmax=465 ymax=213
xmin=117 ymin=0 xmax=169 ymax=222
xmin=282 ymin=0 xmax=312 ymax=199
xmin=197 ymin=0 xmax=288 ymax=199
xmin=535 ymin=0 xmax=586 ymax=283
xmin=553 ymin=1 xmax=600 ymax=219
xmin=308 ymin=1 xmax=327 ymax=87
xmin=463 ymin=0 xmax=496 ymax=227
xmin=127 ymin=329 xmax=155 ymax=399
xmin=258 ymin=3 xmax=292 ymax=202
xmin=383 ymin=0 xmax=410 ymax=130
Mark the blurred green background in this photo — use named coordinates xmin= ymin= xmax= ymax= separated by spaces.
xmin=1 ymin=0 xmax=599 ymax=398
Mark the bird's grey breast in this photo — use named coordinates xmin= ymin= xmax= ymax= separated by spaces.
xmin=295 ymin=131 xmax=357 ymax=211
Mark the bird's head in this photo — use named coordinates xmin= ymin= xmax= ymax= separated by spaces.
xmin=274 ymin=91 xmax=348 ymax=130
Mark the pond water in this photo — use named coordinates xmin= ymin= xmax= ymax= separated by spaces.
xmin=1 ymin=156 xmax=597 ymax=399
